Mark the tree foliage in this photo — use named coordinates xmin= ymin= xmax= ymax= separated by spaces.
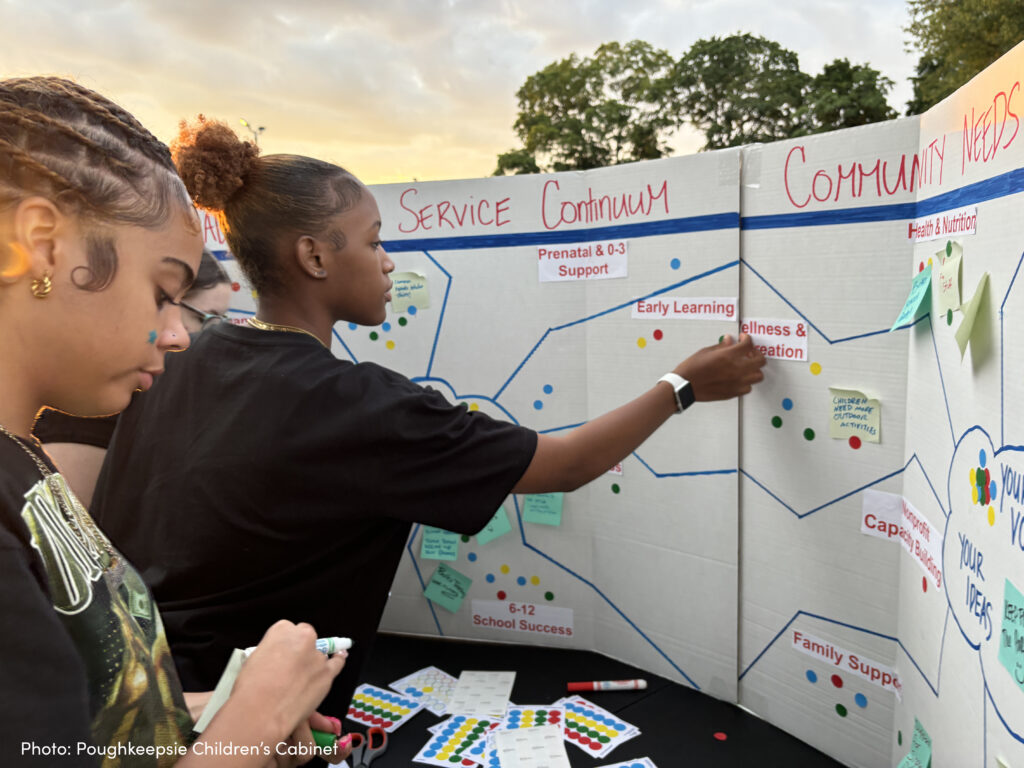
xmin=497 ymin=34 xmax=901 ymax=171
xmin=675 ymin=33 xmax=809 ymax=150
xmin=799 ymin=59 xmax=897 ymax=134
xmin=905 ymin=0 xmax=1024 ymax=114
xmin=493 ymin=41 xmax=680 ymax=175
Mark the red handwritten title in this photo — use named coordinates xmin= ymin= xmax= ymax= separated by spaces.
xmin=541 ymin=179 xmax=670 ymax=230
xmin=398 ymin=188 xmax=512 ymax=233
xmin=962 ymin=81 xmax=1020 ymax=174
xmin=783 ymin=141 xmax=944 ymax=209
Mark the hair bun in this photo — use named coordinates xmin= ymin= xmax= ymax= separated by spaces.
xmin=171 ymin=115 xmax=259 ymax=211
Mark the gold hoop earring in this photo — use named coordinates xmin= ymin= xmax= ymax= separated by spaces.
xmin=30 ymin=271 xmax=53 ymax=299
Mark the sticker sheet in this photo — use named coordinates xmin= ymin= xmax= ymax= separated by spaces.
xmin=346 ymin=683 xmax=424 ymax=732
xmin=448 ymin=670 xmax=516 ymax=718
xmin=555 ymin=696 xmax=640 ymax=759
xmin=492 ymin=725 xmax=570 ymax=768
xmin=390 ymin=665 xmax=459 ymax=716
xmin=413 ymin=714 xmax=500 ymax=767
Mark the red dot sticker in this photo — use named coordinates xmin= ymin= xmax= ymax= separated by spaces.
xmin=653 ymin=329 xmax=663 ymax=341
xmin=922 ymin=576 xmax=928 ymax=593
xmin=382 ymin=721 xmax=393 ymax=728
xmin=462 ymin=760 xmax=475 ymax=766
xmin=567 ymin=731 xmax=580 ymax=741
xmin=918 ymin=262 xmax=925 ymax=272
xmin=588 ymin=741 xmax=602 ymax=751
xmin=497 ymin=591 xmax=506 ymax=600
xmin=713 ymin=732 xmax=728 ymax=741
xmin=231 ymin=282 xmax=241 ymax=292
xmin=849 ymin=436 xmax=861 ymax=449
xmin=831 ymin=674 xmax=843 ymax=688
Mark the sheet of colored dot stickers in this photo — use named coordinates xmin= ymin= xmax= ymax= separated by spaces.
xmin=555 ymin=696 xmax=639 ymax=758
xmin=492 ymin=725 xmax=570 ymax=768
xmin=390 ymin=665 xmax=459 ymax=716
xmin=479 ymin=706 xmax=566 ymax=768
xmin=412 ymin=714 xmax=500 ymax=767
xmin=594 ymin=759 xmax=658 ymax=768
xmin=346 ymin=683 xmax=424 ymax=732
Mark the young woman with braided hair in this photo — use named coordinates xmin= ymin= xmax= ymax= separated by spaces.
xmin=89 ymin=116 xmax=767 ymax=722
xmin=0 ymin=79 xmax=348 ymax=766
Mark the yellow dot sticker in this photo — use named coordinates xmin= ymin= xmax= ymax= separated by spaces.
xmin=637 ymin=337 xmax=647 ymax=348
xmin=500 ymin=564 xmax=510 ymax=574
xmin=810 ymin=362 xmax=822 ymax=375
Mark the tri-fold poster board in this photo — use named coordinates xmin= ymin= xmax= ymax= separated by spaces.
xmin=204 ymin=41 xmax=1024 ymax=768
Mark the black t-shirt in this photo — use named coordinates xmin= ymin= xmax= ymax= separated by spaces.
xmin=0 ymin=436 xmax=192 ymax=766
xmin=92 ymin=322 xmax=537 ymax=717
xmin=33 ymin=409 xmax=119 ymax=448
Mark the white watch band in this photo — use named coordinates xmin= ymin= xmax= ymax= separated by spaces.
xmin=658 ymin=372 xmax=693 ymax=414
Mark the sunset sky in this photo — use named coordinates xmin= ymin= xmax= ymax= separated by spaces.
xmin=1 ymin=0 xmax=918 ymax=184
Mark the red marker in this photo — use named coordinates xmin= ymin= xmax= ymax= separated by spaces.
xmin=567 ymin=679 xmax=647 ymax=692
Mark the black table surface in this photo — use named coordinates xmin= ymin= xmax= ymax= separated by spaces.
xmin=352 ymin=633 xmax=842 ymax=768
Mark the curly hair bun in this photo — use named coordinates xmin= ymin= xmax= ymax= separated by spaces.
xmin=171 ymin=115 xmax=259 ymax=212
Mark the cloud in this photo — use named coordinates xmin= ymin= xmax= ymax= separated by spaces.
xmin=0 ymin=0 xmax=917 ymax=182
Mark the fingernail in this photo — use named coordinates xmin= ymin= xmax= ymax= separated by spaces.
xmin=338 ymin=734 xmax=353 ymax=748
xmin=327 ymin=716 xmax=342 ymax=736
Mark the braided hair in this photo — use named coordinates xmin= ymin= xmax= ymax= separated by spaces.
xmin=0 ymin=76 xmax=194 ymax=290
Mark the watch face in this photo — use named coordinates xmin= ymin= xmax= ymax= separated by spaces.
xmin=678 ymin=382 xmax=696 ymax=411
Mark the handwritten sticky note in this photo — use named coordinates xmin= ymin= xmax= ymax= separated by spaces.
xmin=896 ymin=717 xmax=933 ymax=768
xmin=955 ymin=271 xmax=990 ymax=358
xmin=998 ymin=578 xmax=1024 ymax=694
xmin=390 ymin=271 xmax=430 ymax=313
xmin=936 ymin=251 xmax=962 ymax=312
xmin=522 ymin=493 xmax=564 ymax=526
xmin=890 ymin=265 xmax=932 ymax=331
xmin=420 ymin=526 xmax=460 ymax=561
xmin=424 ymin=563 xmax=472 ymax=613
xmin=829 ymin=388 xmax=881 ymax=443
xmin=476 ymin=506 xmax=512 ymax=545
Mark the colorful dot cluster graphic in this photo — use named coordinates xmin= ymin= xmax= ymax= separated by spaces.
xmin=970 ymin=450 xmax=997 ymax=507
xmin=481 ymin=564 xmax=552 ymax=602
xmin=804 ymin=670 xmax=869 ymax=718
xmin=360 ymin=309 xmax=417 ymax=350
xmin=563 ymin=701 xmax=626 ymax=750
xmin=347 ymin=686 xmax=418 ymax=728
xmin=421 ymin=715 xmax=493 ymax=765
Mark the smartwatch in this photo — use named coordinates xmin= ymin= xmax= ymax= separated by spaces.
xmin=658 ymin=373 xmax=695 ymax=414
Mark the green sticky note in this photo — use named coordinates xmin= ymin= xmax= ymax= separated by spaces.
xmin=828 ymin=387 xmax=881 ymax=443
xmin=420 ymin=526 xmax=459 ymax=561
xmin=897 ymin=717 xmax=932 ymax=768
xmin=522 ymin=493 xmax=564 ymax=526
xmin=998 ymin=578 xmax=1024 ymax=694
xmin=476 ymin=506 xmax=512 ymax=545
xmin=890 ymin=265 xmax=932 ymax=331
xmin=423 ymin=563 xmax=472 ymax=613
xmin=954 ymin=271 xmax=990 ymax=359
xmin=390 ymin=271 xmax=430 ymax=313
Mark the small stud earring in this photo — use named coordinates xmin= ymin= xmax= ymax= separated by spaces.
xmin=30 ymin=270 xmax=53 ymax=298
xmin=317 ymin=270 xmax=327 ymax=277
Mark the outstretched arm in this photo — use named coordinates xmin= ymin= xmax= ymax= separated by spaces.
xmin=512 ymin=333 xmax=766 ymax=494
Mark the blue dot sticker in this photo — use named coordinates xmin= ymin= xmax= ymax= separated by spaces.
xmin=990 ymin=480 xmax=998 ymax=499
xmin=468 ymin=552 xmax=477 ymax=562
xmin=382 ymin=322 xmax=391 ymax=332
xmin=486 ymin=573 xmax=495 ymax=583
xmin=348 ymin=322 xmax=358 ymax=330
xmin=533 ymin=400 xmax=543 ymax=410
xmin=517 ymin=576 xmax=526 ymax=586
xmin=408 ymin=306 xmax=418 ymax=315
xmin=806 ymin=669 xmax=818 ymax=683
xmin=782 ymin=398 xmax=793 ymax=411
xmin=670 ymin=258 xmax=681 ymax=270
xmin=543 ymin=384 xmax=554 ymax=394
xmin=980 ymin=449 xmax=987 ymax=468
xmin=854 ymin=693 xmax=868 ymax=708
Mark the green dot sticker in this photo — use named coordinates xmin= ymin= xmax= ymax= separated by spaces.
xmin=803 ymin=428 xmax=815 ymax=441
xmin=398 ymin=316 xmax=408 ymax=326
xmin=611 ymin=483 xmax=620 ymax=494
xmin=898 ymin=730 xmax=903 ymax=746
xmin=598 ymin=734 xmax=611 ymax=743
xmin=946 ymin=309 xmax=953 ymax=325
xmin=461 ymin=535 xmax=471 ymax=542
xmin=369 ymin=331 xmax=379 ymax=341
xmin=836 ymin=704 xmax=847 ymax=717
xmin=772 ymin=416 xmax=783 ymax=428
xmin=544 ymin=591 xmax=554 ymax=601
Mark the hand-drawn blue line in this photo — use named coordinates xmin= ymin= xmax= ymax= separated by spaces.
xmin=907 ymin=453 xmax=947 ymax=518
xmin=330 ymin=328 xmax=358 ymax=364
xmin=738 ymin=610 xmax=940 ymax=697
xmin=926 ymin=314 xmax=955 ymax=445
xmin=422 ymin=250 xmax=452 ymax=377
xmin=404 ymin=523 xmax=443 ymax=635
xmin=227 ymin=308 xmax=255 ymax=316
xmin=493 ymin=261 xmax=738 ymax=400
xmin=410 ymin=376 xmax=521 ymax=425
xmin=383 ymin=212 xmax=739 ymax=253
xmin=986 ymin=680 xmax=1024 ymax=745
xmin=632 ymin=452 xmax=737 ymax=478
xmin=741 ymin=166 xmax=1024 ymax=231
xmin=984 ymin=677 xmax=988 ymax=766
xmin=510 ymin=496 xmax=700 ymax=688
xmin=741 ymin=453 xmax=945 ymax=520
xmin=741 ymin=258 xmax=929 ymax=343
xmin=1000 ymin=249 xmax=1024 ymax=446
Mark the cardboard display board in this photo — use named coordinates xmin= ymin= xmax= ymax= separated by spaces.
xmin=205 ymin=42 xmax=1024 ymax=768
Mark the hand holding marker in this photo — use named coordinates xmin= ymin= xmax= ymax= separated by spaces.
xmin=243 ymin=637 xmax=353 ymax=748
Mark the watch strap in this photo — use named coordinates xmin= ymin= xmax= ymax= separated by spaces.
xmin=658 ymin=372 xmax=695 ymax=413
